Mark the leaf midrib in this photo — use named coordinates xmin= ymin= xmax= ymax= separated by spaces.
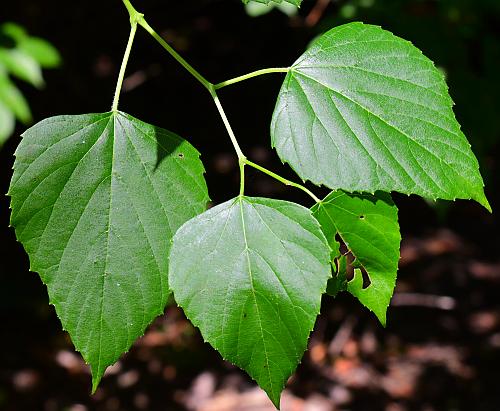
xmin=237 ymin=198 xmax=275 ymax=400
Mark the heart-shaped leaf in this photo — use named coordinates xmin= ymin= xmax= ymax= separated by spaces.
xmin=169 ymin=196 xmax=331 ymax=407
xmin=8 ymin=111 xmax=209 ymax=390
xmin=272 ymin=22 xmax=489 ymax=210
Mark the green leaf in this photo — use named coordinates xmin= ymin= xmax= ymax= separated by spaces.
xmin=0 ymin=48 xmax=44 ymax=88
xmin=272 ymin=22 xmax=489 ymax=210
xmin=312 ymin=191 xmax=400 ymax=325
xmin=0 ymin=99 xmax=15 ymax=147
xmin=8 ymin=111 xmax=209 ymax=391
xmin=327 ymin=254 xmax=347 ymax=298
xmin=0 ymin=22 xmax=28 ymax=42
xmin=19 ymin=37 xmax=62 ymax=69
xmin=0 ymin=73 xmax=32 ymax=124
xmin=0 ymin=22 xmax=61 ymax=68
xmin=245 ymin=2 xmax=299 ymax=17
xmin=242 ymin=0 xmax=302 ymax=7
xmin=169 ymin=196 xmax=331 ymax=407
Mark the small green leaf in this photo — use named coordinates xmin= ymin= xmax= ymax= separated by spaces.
xmin=0 ymin=48 xmax=44 ymax=88
xmin=242 ymin=0 xmax=302 ymax=7
xmin=312 ymin=191 xmax=400 ymax=325
xmin=19 ymin=37 xmax=62 ymax=69
xmin=0 ymin=99 xmax=15 ymax=147
xmin=0 ymin=73 xmax=32 ymax=123
xmin=0 ymin=22 xmax=28 ymax=42
xmin=169 ymin=196 xmax=331 ymax=407
xmin=272 ymin=22 xmax=489 ymax=210
xmin=245 ymin=2 xmax=299 ymax=17
xmin=8 ymin=112 xmax=209 ymax=391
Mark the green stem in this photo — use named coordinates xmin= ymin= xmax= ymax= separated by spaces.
xmin=214 ymin=67 xmax=290 ymax=90
xmin=244 ymin=159 xmax=321 ymax=203
xmin=137 ymin=17 xmax=213 ymax=91
xmin=118 ymin=0 xmax=315 ymax=203
xmin=121 ymin=0 xmax=138 ymax=18
xmin=239 ymin=158 xmax=246 ymax=196
xmin=210 ymin=90 xmax=247 ymax=195
xmin=112 ymin=21 xmax=138 ymax=112
xmin=211 ymin=91 xmax=246 ymax=160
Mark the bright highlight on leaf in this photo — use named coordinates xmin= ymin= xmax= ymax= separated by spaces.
xmin=0 ymin=71 xmax=32 ymax=124
xmin=0 ymin=100 xmax=15 ymax=146
xmin=272 ymin=22 xmax=489 ymax=210
xmin=169 ymin=196 xmax=331 ymax=407
xmin=0 ymin=48 xmax=44 ymax=88
xmin=242 ymin=0 xmax=302 ymax=7
xmin=312 ymin=191 xmax=400 ymax=325
xmin=8 ymin=112 xmax=209 ymax=391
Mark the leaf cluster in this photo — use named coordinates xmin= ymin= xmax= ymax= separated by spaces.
xmin=7 ymin=1 xmax=489 ymax=408
xmin=0 ymin=22 xmax=61 ymax=147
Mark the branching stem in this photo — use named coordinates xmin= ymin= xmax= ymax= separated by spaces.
xmin=215 ymin=67 xmax=290 ymax=89
xmin=137 ymin=18 xmax=213 ymax=92
xmin=244 ymin=159 xmax=321 ymax=203
xmin=118 ymin=0 xmax=321 ymax=203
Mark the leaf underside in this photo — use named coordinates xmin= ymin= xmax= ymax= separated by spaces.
xmin=169 ymin=196 xmax=331 ymax=407
xmin=8 ymin=111 xmax=209 ymax=391
xmin=272 ymin=22 xmax=489 ymax=210
xmin=312 ymin=191 xmax=400 ymax=325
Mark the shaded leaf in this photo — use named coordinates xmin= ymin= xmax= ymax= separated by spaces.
xmin=169 ymin=196 xmax=330 ymax=407
xmin=326 ymin=254 xmax=347 ymax=298
xmin=312 ymin=191 xmax=400 ymax=325
xmin=0 ymin=22 xmax=27 ymax=42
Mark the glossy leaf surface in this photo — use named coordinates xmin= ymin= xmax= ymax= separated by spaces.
xmin=272 ymin=22 xmax=489 ymax=209
xmin=169 ymin=196 xmax=331 ymax=407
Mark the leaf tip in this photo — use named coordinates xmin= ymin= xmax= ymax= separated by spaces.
xmin=268 ymin=391 xmax=282 ymax=410
xmin=476 ymin=194 xmax=492 ymax=213
xmin=376 ymin=311 xmax=388 ymax=328
xmin=91 ymin=373 xmax=102 ymax=395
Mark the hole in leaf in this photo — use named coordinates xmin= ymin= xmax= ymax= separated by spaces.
xmin=178 ymin=153 xmax=184 ymax=159
xmin=360 ymin=267 xmax=371 ymax=289
xmin=359 ymin=215 xmax=365 ymax=220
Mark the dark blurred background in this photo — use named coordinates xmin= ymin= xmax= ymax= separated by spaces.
xmin=1 ymin=0 xmax=499 ymax=410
